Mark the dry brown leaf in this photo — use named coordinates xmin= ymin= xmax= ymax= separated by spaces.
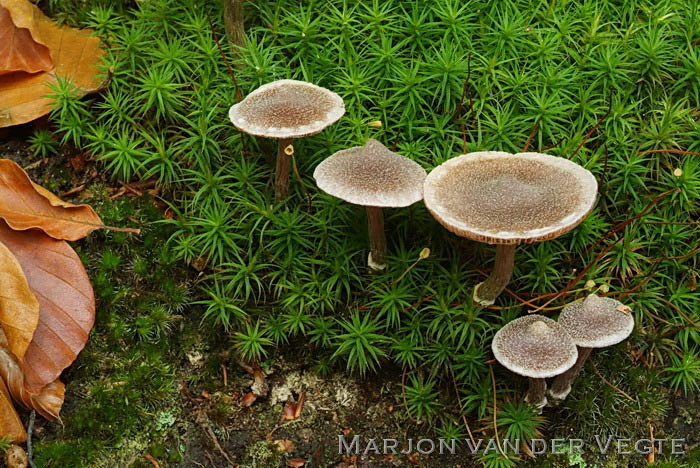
xmin=0 ymin=376 xmax=26 ymax=443
xmin=0 ymin=239 xmax=39 ymax=362
xmin=0 ymin=219 xmax=94 ymax=394
xmin=287 ymin=458 xmax=306 ymax=468
xmin=0 ymin=328 xmax=64 ymax=420
xmin=241 ymin=391 xmax=257 ymax=407
xmin=0 ymin=159 xmax=103 ymax=241
xmin=0 ymin=5 xmax=53 ymax=75
xmin=0 ymin=0 xmax=105 ymax=127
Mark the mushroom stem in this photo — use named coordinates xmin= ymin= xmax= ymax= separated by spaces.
xmin=525 ymin=378 xmax=547 ymax=410
xmin=274 ymin=138 xmax=293 ymax=202
xmin=366 ymin=206 xmax=387 ymax=271
xmin=474 ymin=244 xmax=516 ymax=306
xmin=548 ymin=346 xmax=593 ymax=402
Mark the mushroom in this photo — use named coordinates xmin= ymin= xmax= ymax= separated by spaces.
xmin=228 ymin=79 xmax=345 ymax=202
xmin=423 ymin=151 xmax=597 ymax=305
xmin=492 ymin=314 xmax=578 ymax=410
xmin=548 ymin=293 xmax=634 ymax=402
xmin=313 ymin=139 xmax=427 ymax=270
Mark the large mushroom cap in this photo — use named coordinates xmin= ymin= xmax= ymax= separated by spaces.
xmin=228 ymin=79 xmax=345 ymax=139
xmin=492 ymin=314 xmax=578 ymax=379
xmin=558 ymin=294 xmax=634 ymax=348
xmin=423 ymin=152 xmax=598 ymax=244
xmin=313 ymin=139 xmax=427 ymax=207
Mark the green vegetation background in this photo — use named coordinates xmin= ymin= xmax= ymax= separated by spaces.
xmin=24 ymin=0 xmax=700 ymax=466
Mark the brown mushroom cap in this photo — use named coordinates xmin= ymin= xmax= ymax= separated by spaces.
xmin=492 ymin=314 xmax=578 ymax=379
xmin=423 ymin=152 xmax=598 ymax=244
xmin=558 ymin=294 xmax=634 ymax=348
xmin=228 ymin=79 xmax=345 ymax=139
xmin=313 ymin=139 xmax=427 ymax=207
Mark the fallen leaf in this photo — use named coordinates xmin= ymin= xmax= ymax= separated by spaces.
xmin=0 ymin=0 xmax=105 ymax=127
xmin=0 ymin=238 xmax=39 ymax=361
xmin=287 ymin=458 xmax=306 ymax=467
xmin=241 ymin=391 xmax=257 ymax=407
xmin=0 ymin=219 xmax=94 ymax=393
xmin=0 ymin=5 xmax=53 ymax=75
xmin=0 ymin=328 xmax=64 ymax=419
xmin=0 ymin=376 xmax=25 ymax=443
xmin=281 ymin=392 xmax=305 ymax=421
xmin=0 ymin=159 xmax=103 ymax=241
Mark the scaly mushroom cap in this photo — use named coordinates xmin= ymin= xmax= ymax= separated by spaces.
xmin=313 ymin=139 xmax=427 ymax=207
xmin=423 ymin=152 xmax=598 ymax=244
xmin=492 ymin=314 xmax=578 ymax=379
xmin=558 ymin=294 xmax=634 ymax=348
xmin=228 ymin=79 xmax=345 ymax=139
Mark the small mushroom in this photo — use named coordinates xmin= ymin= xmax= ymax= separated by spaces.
xmin=492 ymin=314 xmax=578 ymax=410
xmin=228 ymin=79 xmax=345 ymax=202
xmin=423 ymin=151 xmax=597 ymax=305
xmin=548 ymin=293 xmax=634 ymax=402
xmin=313 ymin=139 xmax=427 ymax=270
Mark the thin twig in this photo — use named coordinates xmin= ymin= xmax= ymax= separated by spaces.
xmin=639 ymin=149 xmax=700 ymax=156
xmin=450 ymin=366 xmax=477 ymax=448
xmin=401 ymin=367 xmax=417 ymax=423
xmin=568 ymin=89 xmax=613 ymax=160
xmin=590 ymin=361 xmax=635 ymax=402
xmin=646 ymin=248 xmax=700 ymax=262
xmin=27 ymin=410 xmax=37 ymax=468
xmin=488 ymin=363 xmax=504 ymax=456
xmin=523 ymin=120 xmax=540 ymax=152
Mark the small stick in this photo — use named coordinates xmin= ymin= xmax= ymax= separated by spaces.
xmin=590 ymin=361 xmax=635 ymax=402
xmin=59 ymin=184 xmax=86 ymax=198
xmin=27 ymin=410 xmax=37 ymax=468
xmin=523 ymin=120 xmax=540 ymax=152
xmin=450 ymin=366 xmax=477 ymax=448
xmin=401 ymin=367 xmax=417 ymax=423
xmin=488 ymin=363 xmax=504 ymax=456
xmin=568 ymin=89 xmax=613 ymax=161
xmin=639 ymin=149 xmax=700 ymax=156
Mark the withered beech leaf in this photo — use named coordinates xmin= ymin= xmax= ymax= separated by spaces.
xmin=0 ymin=376 xmax=26 ymax=443
xmin=0 ymin=219 xmax=94 ymax=394
xmin=0 ymin=239 xmax=39 ymax=361
xmin=0 ymin=159 xmax=103 ymax=241
xmin=0 ymin=328 xmax=64 ymax=420
xmin=0 ymin=0 xmax=105 ymax=127
xmin=0 ymin=5 xmax=53 ymax=75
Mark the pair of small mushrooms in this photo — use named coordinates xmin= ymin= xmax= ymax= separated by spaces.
xmin=229 ymin=80 xmax=598 ymax=306
xmin=229 ymin=79 xmax=426 ymax=271
xmin=492 ymin=294 xmax=634 ymax=410
xmin=314 ymin=149 xmax=598 ymax=291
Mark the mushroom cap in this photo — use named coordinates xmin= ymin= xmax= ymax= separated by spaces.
xmin=423 ymin=152 xmax=598 ymax=244
xmin=313 ymin=139 xmax=427 ymax=208
xmin=558 ymin=294 xmax=634 ymax=348
xmin=228 ymin=79 xmax=345 ymax=139
xmin=492 ymin=314 xmax=578 ymax=379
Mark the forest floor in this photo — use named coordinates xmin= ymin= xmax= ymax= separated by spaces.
xmin=0 ymin=130 xmax=698 ymax=467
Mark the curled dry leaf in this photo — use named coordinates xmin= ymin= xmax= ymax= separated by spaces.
xmin=0 ymin=377 xmax=25 ymax=443
xmin=0 ymin=238 xmax=39 ymax=361
xmin=0 ymin=159 xmax=103 ymax=241
xmin=0 ymin=5 xmax=53 ymax=75
xmin=0 ymin=0 xmax=105 ymax=127
xmin=287 ymin=458 xmax=306 ymax=468
xmin=0 ymin=328 xmax=64 ymax=420
xmin=0 ymin=219 xmax=94 ymax=394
